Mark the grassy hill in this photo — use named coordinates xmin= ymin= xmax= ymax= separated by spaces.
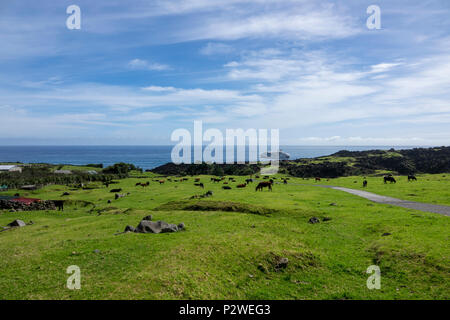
xmin=0 ymin=170 xmax=449 ymax=299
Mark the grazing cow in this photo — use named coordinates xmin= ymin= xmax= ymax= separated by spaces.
xmin=283 ymin=179 xmax=287 ymax=184
xmin=194 ymin=183 xmax=204 ymax=189
xmin=315 ymin=177 xmax=321 ymax=182
xmin=229 ymin=177 xmax=234 ymax=181
xmin=245 ymin=179 xmax=253 ymax=184
xmin=135 ymin=182 xmax=142 ymax=187
xmin=263 ymin=176 xmax=269 ymax=180
xmin=223 ymin=182 xmax=228 ymax=184
xmin=256 ymin=181 xmax=272 ymax=191
xmin=384 ymin=176 xmax=396 ymax=184
xmin=363 ymin=180 xmax=368 ymax=188
xmin=222 ymin=186 xmax=232 ymax=190
xmin=53 ymin=200 xmax=64 ymax=211
xmin=110 ymin=188 xmax=122 ymax=193
xmin=255 ymin=175 xmax=260 ymax=179
xmin=183 ymin=178 xmax=188 ymax=181
xmin=159 ymin=180 xmax=165 ymax=184
xmin=236 ymin=184 xmax=246 ymax=188
xmin=195 ymin=178 xmax=201 ymax=182
xmin=408 ymin=175 xmax=417 ymax=182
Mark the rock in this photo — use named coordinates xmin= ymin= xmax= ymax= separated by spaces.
xmin=124 ymin=225 xmax=135 ymax=232
xmin=142 ymin=215 xmax=153 ymax=221
xmin=135 ymin=220 xmax=180 ymax=234
xmin=322 ymin=217 xmax=332 ymax=222
xmin=7 ymin=219 xmax=26 ymax=227
xmin=308 ymin=217 xmax=320 ymax=224
xmin=275 ymin=257 xmax=289 ymax=270
xmin=382 ymin=232 xmax=392 ymax=236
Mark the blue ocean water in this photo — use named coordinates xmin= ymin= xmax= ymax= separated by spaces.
xmin=0 ymin=145 xmax=418 ymax=170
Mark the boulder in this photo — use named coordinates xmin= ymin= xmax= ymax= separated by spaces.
xmin=135 ymin=220 xmax=179 ymax=234
xmin=8 ymin=219 xmax=26 ymax=228
xmin=308 ymin=217 xmax=320 ymax=224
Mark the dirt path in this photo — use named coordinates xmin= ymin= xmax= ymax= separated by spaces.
xmin=321 ymin=185 xmax=450 ymax=216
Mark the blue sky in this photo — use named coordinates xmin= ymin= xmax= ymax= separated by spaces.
xmin=0 ymin=0 xmax=449 ymax=145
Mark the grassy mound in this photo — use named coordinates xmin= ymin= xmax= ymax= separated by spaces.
xmin=156 ymin=200 xmax=278 ymax=216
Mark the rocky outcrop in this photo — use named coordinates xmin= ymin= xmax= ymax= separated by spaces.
xmin=124 ymin=215 xmax=185 ymax=234
xmin=0 ymin=200 xmax=56 ymax=211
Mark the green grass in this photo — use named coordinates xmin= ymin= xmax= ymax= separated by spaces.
xmin=0 ymin=174 xmax=449 ymax=299
xmin=301 ymin=173 xmax=450 ymax=206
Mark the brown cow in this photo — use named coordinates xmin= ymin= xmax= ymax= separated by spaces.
xmin=159 ymin=180 xmax=165 ymax=184
xmin=236 ymin=184 xmax=246 ymax=188
xmin=256 ymin=182 xmax=272 ymax=191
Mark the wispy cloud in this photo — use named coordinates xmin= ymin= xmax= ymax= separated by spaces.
xmin=128 ymin=59 xmax=170 ymax=71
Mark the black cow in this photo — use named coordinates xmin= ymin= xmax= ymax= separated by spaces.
xmin=408 ymin=175 xmax=417 ymax=182
xmin=53 ymin=200 xmax=64 ymax=211
xmin=384 ymin=176 xmax=396 ymax=184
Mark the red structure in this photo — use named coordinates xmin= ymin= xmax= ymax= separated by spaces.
xmin=10 ymin=197 xmax=41 ymax=205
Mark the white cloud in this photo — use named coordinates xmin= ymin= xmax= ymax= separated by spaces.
xmin=128 ymin=59 xmax=170 ymax=71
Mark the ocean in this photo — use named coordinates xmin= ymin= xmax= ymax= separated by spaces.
xmin=0 ymin=146 xmax=418 ymax=170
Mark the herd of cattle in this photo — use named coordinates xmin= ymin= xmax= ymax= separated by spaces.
xmin=110 ymin=173 xmax=419 ymax=196
xmin=106 ymin=175 xmax=291 ymax=197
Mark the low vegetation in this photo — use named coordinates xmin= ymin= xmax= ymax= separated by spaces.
xmin=0 ymin=147 xmax=449 ymax=299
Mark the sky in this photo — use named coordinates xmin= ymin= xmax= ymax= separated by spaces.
xmin=0 ymin=0 xmax=449 ymax=146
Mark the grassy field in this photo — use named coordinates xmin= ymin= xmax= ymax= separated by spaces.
xmin=301 ymin=173 xmax=450 ymax=206
xmin=0 ymin=173 xmax=449 ymax=299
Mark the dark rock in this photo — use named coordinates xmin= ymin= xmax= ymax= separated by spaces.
xmin=135 ymin=220 xmax=179 ymax=234
xmin=308 ymin=217 xmax=320 ymax=224
xmin=7 ymin=219 xmax=26 ymax=227
xmin=275 ymin=257 xmax=289 ymax=270
xmin=142 ymin=215 xmax=153 ymax=221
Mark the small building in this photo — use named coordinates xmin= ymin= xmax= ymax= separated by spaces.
xmin=0 ymin=165 xmax=22 ymax=173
